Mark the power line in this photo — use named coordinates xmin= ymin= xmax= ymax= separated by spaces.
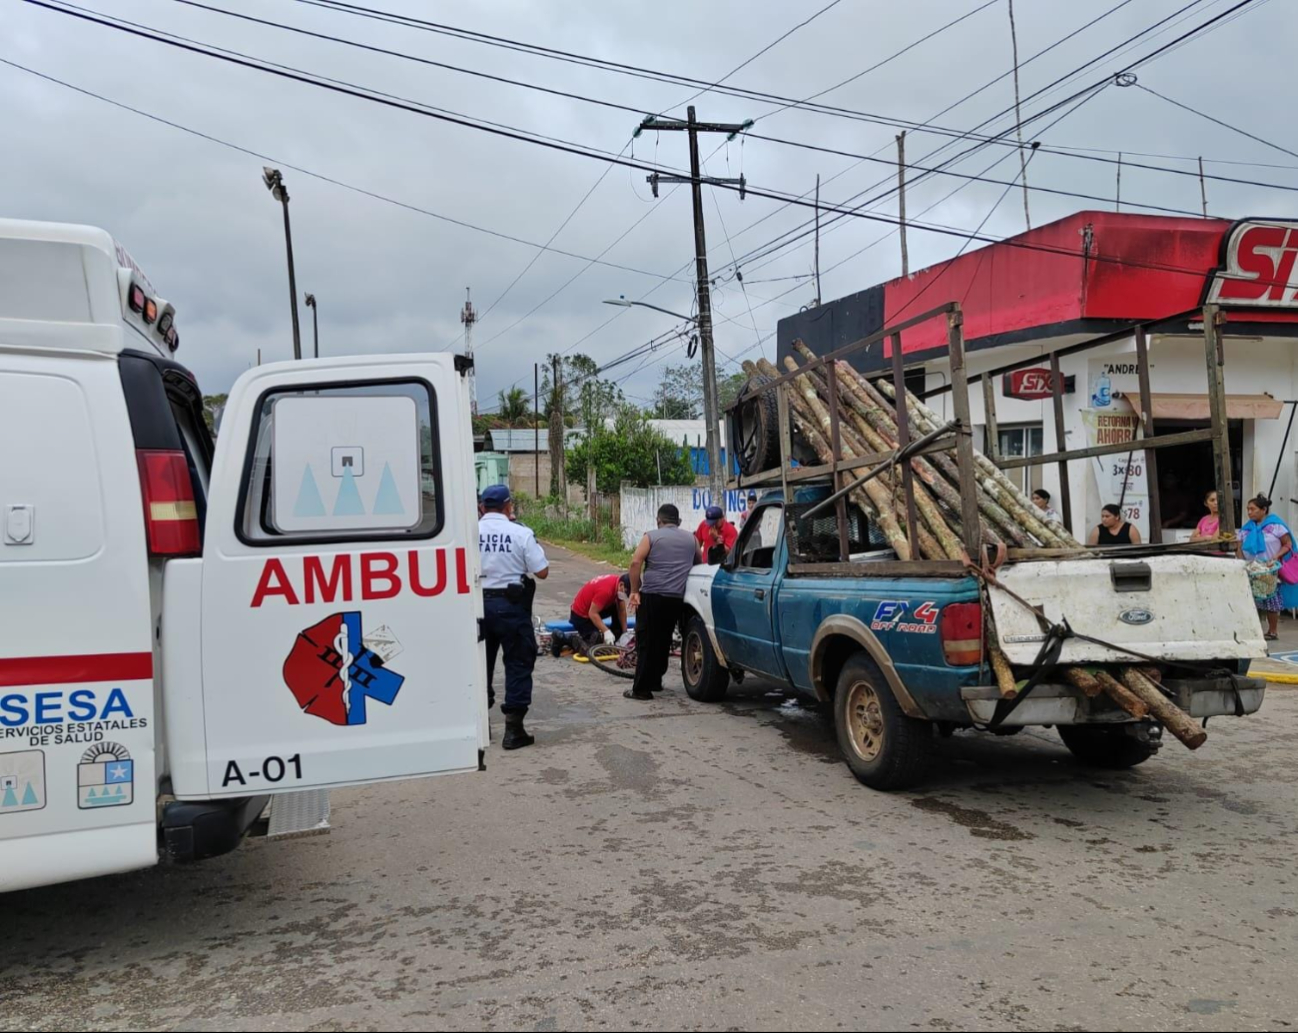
xmin=1134 ymin=80 xmax=1298 ymax=162
xmin=0 ymin=56 xmax=688 ymax=283
xmin=713 ymin=0 xmax=1256 ymax=279
xmin=26 ymin=0 xmax=1290 ymax=290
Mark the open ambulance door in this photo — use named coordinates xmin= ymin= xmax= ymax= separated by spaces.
xmin=165 ymin=354 xmax=485 ymax=801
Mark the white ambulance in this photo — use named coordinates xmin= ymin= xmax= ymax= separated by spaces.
xmin=0 ymin=219 xmax=487 ymax=892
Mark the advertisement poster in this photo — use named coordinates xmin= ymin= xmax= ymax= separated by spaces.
xmin=1084 ymin=357 xmax=1150 ymax=540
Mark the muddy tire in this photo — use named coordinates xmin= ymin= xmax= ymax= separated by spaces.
xmin=681 ymin=616 xmax=730 ymax=702
xmin=833 ymin=653 xmax=932 ymax=790
xmin=1058 ymin=725 xmax=1156 ymax=769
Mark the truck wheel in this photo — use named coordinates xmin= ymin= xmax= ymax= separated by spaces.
xmin=1058 ymin=725 xmax=1156 ymax=769
xmin=731 ymin=373 xmax=779 ymax=476
xmin=833 ymin=653 xmax=932 ymax=790
xmin=682 ymin=616 xmax=730 ymax=702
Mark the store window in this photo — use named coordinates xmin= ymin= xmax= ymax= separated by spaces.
xmin=996 ymin=424 xmax=1044 ymax=496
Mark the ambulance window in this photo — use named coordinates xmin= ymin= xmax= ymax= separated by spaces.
xmin=169 ymin=398 xmax=211 ymax=498
xmin=239 ymin=380 xmax=441 ymax=544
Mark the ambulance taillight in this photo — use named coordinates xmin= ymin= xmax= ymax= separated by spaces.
xmin=136 ymin=450 xmax=200 ymax=555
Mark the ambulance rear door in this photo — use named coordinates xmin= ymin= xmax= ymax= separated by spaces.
xmin=171 ymin=354 xmax=483 ymax=799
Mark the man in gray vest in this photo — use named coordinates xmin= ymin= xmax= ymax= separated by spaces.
xmin=626 ymin=503 xmax=698 ymax=700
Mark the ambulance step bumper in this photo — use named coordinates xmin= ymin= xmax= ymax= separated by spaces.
xmin=267 ymin=789 xmax=331 ymax=839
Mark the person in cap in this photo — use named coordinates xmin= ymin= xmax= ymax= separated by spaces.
xmin=569 ymin=572 xmax=631 ymax=649
xmin=694 ymin=504 xmax=739 ymax=565
xmin=478 ymin=484 xmax=549 ymax=749
xmin=626 ymin=504 xmax=698 ymax=700
xmin=740 ymin=490 xmax=759 ymax=526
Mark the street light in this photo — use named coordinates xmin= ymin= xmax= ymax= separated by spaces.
xmin=304 ymin=292 xmax=318 ymax=359
xmin=603 ymin=298 xmax=698 ymax=324
xmin=263 ymin=167 xmax=302 ymax=361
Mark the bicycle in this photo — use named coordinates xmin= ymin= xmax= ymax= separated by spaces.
xmin=584 ymin=630 xmax=682 ymax=680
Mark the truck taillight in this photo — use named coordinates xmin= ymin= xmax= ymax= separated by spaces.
xmin=137 ymin=450 xmax=200 ymax=556
xmin=941 ymin=602 xmax=983 ymax=666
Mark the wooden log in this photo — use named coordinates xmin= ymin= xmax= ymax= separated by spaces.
xmin=774 ymin=361 xmax=913 ymax=560
xmin=836 ymin=360 xmax=1032 ymax=549
xmin=1061 ymin=668 xmax=1150 ymax=719
xmin=876 ymin=380 xmax=1078 ymax=547
xmin=788 ymin=357 xmax=967 ymax=561
xmin=1120 ymin=666 xmax=1206 ymax=750
xmin=985 ymin=612 xmax=1018 ymax=698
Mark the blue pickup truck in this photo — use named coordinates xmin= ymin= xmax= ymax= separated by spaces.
xmin=679 ymin=488 xmax=1266 ymax=790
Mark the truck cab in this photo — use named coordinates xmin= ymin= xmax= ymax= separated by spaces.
xmin=0 ymin=219 xmax=486 ymax=892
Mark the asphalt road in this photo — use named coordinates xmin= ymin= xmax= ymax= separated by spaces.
xmin=3 ymin=544 xmax=1296 ymax=1032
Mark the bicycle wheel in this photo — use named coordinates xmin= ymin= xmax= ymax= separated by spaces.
xmin=584 ymin=642 xmax=637 ymax=679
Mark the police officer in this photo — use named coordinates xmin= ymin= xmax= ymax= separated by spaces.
xmin=478 ymin=484 xmax=549 ymax=749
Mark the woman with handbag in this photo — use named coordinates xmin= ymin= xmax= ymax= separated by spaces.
xmin=1237 ymin=494 xmax=1298 ymax=640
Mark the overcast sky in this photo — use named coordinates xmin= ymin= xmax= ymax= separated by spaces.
xmin=3 ymin=0 xmax=1293 ymax=409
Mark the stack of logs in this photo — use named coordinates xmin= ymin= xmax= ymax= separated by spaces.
xmin=744 ymin=342 xmax=1206 ymax=750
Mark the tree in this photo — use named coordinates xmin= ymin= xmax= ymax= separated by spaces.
xmin=566 ymin=405 xmax=696 ymax=493
xmin=202 ymin=394 xmax=228 ymax=434
xmin=716 ymin=371 xmax=749 ymax=412
xmin=651 ymin=363 xmax=703 ymax=419
xmin=496 ymin=387 xmax=530 ymax=427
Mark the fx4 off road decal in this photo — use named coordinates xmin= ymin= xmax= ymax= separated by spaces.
xmin=870 ymin=600 xmax=940 ymax=635
xmin=283 ymin=612 xmax=405 ymax=726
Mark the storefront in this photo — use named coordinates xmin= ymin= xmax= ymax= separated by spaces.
xmin=777 ymin=212 xmax=1298 ymax=541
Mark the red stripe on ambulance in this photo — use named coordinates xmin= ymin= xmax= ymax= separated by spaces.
xmin=251 ymin=548 xmax=472 ymax=607
xmin=0 ymin=652 xmax=154 ymax=687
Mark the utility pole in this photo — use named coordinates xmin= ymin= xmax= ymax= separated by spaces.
xmin=896 ymin=133 xmax=909 ymax=277
xmin=460 ymin=287 xmax=478 ymax=415
xmin=638 ymin=106 xmax=751 ymax=505
xmin=814 ymin=173 xmax=822 ymax=305
xmin=1199 ymin=156 xmax=1209 ymax=217
xmin=1116 ymin=153 xmax=1123 ymax=213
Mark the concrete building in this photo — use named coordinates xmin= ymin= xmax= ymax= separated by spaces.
xmin=778 ymin=211 xmax=1298 ymax=542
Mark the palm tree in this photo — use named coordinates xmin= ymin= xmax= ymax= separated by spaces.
xmin=497 ymin=387 xmax=531 ymax=427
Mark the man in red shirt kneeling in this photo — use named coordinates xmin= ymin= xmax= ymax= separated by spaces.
xmin=569 ymin=572 xmax=631 ymax=648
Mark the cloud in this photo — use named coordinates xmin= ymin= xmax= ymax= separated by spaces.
xmin=2 ymin=0 xmax=1292 ymax=409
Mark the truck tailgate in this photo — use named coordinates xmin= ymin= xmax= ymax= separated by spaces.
xmin=988 ymin=554 xmax=1266 ymax=665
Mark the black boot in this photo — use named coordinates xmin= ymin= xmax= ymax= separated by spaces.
xmin=501 ymin=712 xmax=535 ymax=750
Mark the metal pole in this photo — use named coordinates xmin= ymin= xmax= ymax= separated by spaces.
xmin=1203 ymin=304 xmax=1235 ymax=537
xmin=534 ymin=362 xmax=540 ymax=498
xmin=1199 ymin=156 xmax=1209 ymax=217
xmin=1116 ymin=152 xmax=1122 ymax=213
xmin=280 ymin=195 xmax=302 ymax=361
xmin=896 ymin=132 xmax=909 ymax=278
xmin=685 ymin=105 xmax=725 ymax=506
xmin=308 ymin=296 xmax=319 ymax=359
xmin=1134 ymin=327 xmax=1162 ymax=542
xmin=1049 ymin=350 xmax=1073 ymax=533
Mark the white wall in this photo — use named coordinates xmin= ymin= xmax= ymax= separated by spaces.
xmin=619 ymin=485 xmax=754 ymax=548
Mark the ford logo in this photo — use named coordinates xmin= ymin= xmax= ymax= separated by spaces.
xmin=1119 ymin=608 xmax=1154 ymax=626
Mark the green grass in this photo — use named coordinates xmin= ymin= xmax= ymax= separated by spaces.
xmin=514 ymin=495 xmax=633 ymax=569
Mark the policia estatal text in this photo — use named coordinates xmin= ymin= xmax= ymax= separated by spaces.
xmin=478 ymin=484 xmax=549 ymax=749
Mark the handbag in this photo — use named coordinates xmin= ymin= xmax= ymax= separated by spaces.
xmin=1279 ymin=550 xmax=1298 ymax=585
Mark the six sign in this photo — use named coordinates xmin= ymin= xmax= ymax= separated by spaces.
xmin=1205 ymin=220 xmax=1298 ymax=308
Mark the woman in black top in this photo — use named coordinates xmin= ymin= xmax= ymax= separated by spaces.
xmin=1088 ymin=503 xmax=1143 ymax=546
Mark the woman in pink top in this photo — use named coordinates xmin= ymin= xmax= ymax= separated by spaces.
xmin=1190 ymin=489 xmax=1220 ymax=541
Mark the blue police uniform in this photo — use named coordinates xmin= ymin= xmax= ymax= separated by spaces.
xmin=477 ymin=485 xmax=548 ymax=747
